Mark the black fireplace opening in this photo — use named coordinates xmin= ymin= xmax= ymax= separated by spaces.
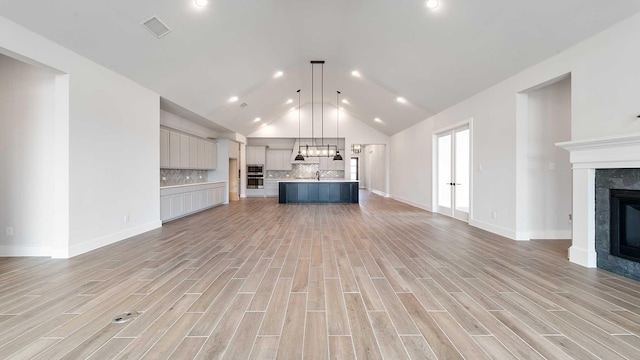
xmin=610 ymin=189 xmax=640 ymax=262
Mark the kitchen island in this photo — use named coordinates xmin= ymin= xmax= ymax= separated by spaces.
xmin=278 ymin=180 xmax=359 ymax=204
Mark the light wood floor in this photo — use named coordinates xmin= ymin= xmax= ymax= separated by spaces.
xmin=2 ymin=192 xmax=640 ymax=359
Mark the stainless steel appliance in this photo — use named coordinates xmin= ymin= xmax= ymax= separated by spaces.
xmin=247 ymin=164 xmax=264 ymax=189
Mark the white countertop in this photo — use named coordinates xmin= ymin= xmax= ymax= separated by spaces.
xmin=160 ymin=181 xmax=225 ymax=189
xmin=276 ymin=179 xmax=358 ymax=183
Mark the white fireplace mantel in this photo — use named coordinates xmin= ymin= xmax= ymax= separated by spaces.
xmin=557 ymin=132 xmax=640 ymax=268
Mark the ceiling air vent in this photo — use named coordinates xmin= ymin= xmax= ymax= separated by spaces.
xmin=141 ymin=16 xmax=172 ymax=38
xmin=240 ymin=103 xmax=248 ymax=109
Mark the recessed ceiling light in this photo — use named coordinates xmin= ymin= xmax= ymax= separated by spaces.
xmin=351 ymin=70 xmax=361 ymax=78
xmin=195 ymin=0 xmax=209 ymax=8
xmin=254 ymin=117 xmax=261 ymax=122
xmin=286 ymin=99 xmax=293 ymax=104
xmin=425 ymin=0 xmax=439 ymax=9
xmin=342 ymin=99 xmax=349 ymax=104
xmin=229 ymin=96 xmax=239 ymax=103
xmin=397 ymin=97 xmax=407 ymax=104
xmin=274 ymin=71 xmax=284 ymax=78
xmin=374 ymin=118 xmax=382 ymax=123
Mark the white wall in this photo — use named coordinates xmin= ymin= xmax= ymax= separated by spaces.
xmin=363 ymin=145 xmax=387 ymax=196
xmin=0 ymin=16 xmax=161 ymax=257
xmin=527 ymin=77 xmax=572 ymax=239
xmin=0 ymin=54 xmax=56 ymax=255
xmin=390 ymin=120 xmax=434 ymax=211
xmin=390 ymin=11 xmax=640 ymax=240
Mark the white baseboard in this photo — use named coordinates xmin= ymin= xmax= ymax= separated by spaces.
xmin=0 ymin=246 xmax=52 ymax=257
xmin=569 ymin=245 xmax=597 ymax=268
xmin=528 ymin=230 xmax=572 ymax=240
xmin=469 ymin=218 xmax=522 ymax=241
xmin=390 ymin=195 xmax=433 ymax=212
xmin=60 ymin=220 xmax=162 ymax=259
xmin=371 ymin=189 xmax=387 ymax=197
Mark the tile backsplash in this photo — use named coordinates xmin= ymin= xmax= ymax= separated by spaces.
xmin=161 ymin=169 xmax=209 ymax=186
xmin=267 ymin=163 xmax=344 ymax=180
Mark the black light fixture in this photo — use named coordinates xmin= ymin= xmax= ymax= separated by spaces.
xmin=295 ymin=89 xmax=305 ymax=161
xmin=333 ymin=91 xmax=343 ymax=161
xmin=298 ymin=61 xmax=338 ymax=158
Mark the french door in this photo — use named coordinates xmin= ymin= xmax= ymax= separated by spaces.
xmin=436 ymin=125 xmax=470 ymax=221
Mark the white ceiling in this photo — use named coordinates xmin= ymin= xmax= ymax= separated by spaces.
xmin=2 ymin=0 xmax=640 ymax=136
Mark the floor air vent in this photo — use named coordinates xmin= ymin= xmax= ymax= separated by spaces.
xmin=141 ymin=16 xmax=172 ymax=38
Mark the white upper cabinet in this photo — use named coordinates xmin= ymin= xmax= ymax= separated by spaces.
xmin=205 ymin=141 xmax=217 ymax=170
xmin=180 ymin=134 xmax=190 ymax=168
xmin=197 ymin=139 xmax=206 ymax=169
xmin=266 ymin=149 xmax=278 ymax=170
xmin=266 ymin=149 xmax=292 ymax=170
xmin=319 ymin=156 xmax=344 ymax=171
xmin=189 ymin=137 xmax=198 ymax=168
xmin=169 ymin=131 xmax=181 ymax=168
xmin=246 ymin=146 xmax=266 ymax=165
xmin=160 ymin=128 xmax=170 ymax=168
xmin=161 ymin=127 xmax=217 ymax=170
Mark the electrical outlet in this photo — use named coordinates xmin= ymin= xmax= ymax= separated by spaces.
xmin=123 ymin=215 xmax=130 ymax=224
xmin=186 ymin=176 xmax=190 ymax=180
xmin=478 ymin=164 xmax=484 ymax=172
xmin=162 ymin=176 xmax=167 ymax=181
xmin=549 ymin=162 xmax=556 ymax=170
xmin=491 ymin=211 xmax=497 ymax=219
xmin=568 ymin=213 xmax=572 ymax=221
xmin=6 ymin=227 xmax=14 ymax=236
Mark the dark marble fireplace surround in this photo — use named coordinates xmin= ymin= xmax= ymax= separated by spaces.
xmin=596 ymin=169 xmax=640 ymax=281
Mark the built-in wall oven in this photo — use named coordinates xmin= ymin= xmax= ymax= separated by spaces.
xmin=247 ymin=164 xmax=264 ymax=189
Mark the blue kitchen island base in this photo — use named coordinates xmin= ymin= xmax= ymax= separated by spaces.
xmin=279 ymin=181 xmax=359 ymax=204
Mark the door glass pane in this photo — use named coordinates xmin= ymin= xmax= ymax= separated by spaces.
xmin=455 ymin=129 xmax=470 ymax=212
xmin=438 ymin=135 xmax=451 ymax=208
xmin=350 ymin=158 xmax=358 ymax=180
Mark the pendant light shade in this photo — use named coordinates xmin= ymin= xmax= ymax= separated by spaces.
xmin=295 ymin=89 xmax=305 ymax=161
xmin=333 ymin=90 xmax=343 ymax=161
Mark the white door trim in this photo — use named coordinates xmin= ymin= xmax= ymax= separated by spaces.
xmin=432 ymin=118 xmax=474 ymax=222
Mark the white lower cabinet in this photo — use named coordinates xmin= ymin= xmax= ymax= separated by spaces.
xmin=160 ymin=182 xmax=226 ymax=222
xmin=265 ymin=180 xmax=279 ymax=197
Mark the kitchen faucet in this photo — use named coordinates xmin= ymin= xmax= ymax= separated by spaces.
xmin=316 ymin=171 xmax=320 ymax=181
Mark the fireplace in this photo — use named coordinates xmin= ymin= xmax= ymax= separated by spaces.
xmin=594 ymin=169 xmax=640 ymax=281
xmin=557 ymin=133 xmax=640 ymax=279
xmin=609 ymin=189 xmax=640 ymax=262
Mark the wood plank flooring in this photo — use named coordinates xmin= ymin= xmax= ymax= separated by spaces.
xmin=2 ymin=191 xmax=640 ymax=359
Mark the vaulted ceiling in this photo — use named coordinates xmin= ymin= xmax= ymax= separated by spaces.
xmin=2 ymin=0 xmax=640 ymax=136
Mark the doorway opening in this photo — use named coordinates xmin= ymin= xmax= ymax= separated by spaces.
xmin=229 ymin=158 xmax=239 ymax=201
xmin=521 ymin=74 xmax=572 ymax=240
xmin=435 ymin=124 xmax=470 ymax=222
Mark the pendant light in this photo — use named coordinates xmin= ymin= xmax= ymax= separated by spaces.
xmin=333 ymin=91 xmax=343 ymax=161
xmin=295 ymin=89 xmax=305 ymax=161
xmin=298 ymin=60 xmax=338 ymax=158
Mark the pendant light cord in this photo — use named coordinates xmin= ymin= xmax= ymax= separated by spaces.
xmin=337 ymin=91 xmax=340 ymax=145
xmin=321 ymin=62 xmax=324 ymax=146
xmin=311 ymin=62 xmax=314 ymax=146
xmin=298 ymin=89 xmax=301 ymax=144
